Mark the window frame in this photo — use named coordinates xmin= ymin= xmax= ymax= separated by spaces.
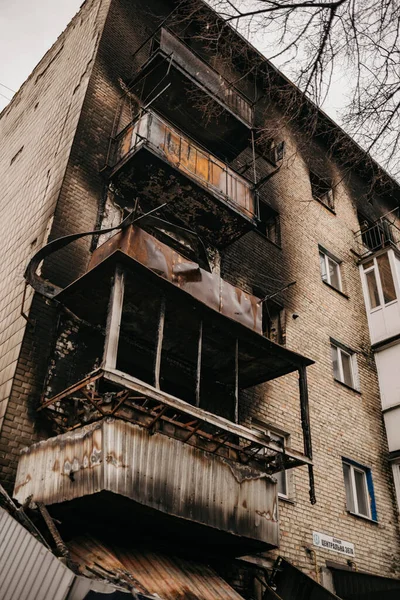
xmin=391 ymin=461 xmax=400 ymax=511
xmin=310 ymin=171 xmax=334 ymax=211
xmin=342 ymin=459 xmax=377 ymax=521
xmin=319 ymin=246 xmax=343 ymax=292
xmin=256 ymin=200 xmax=281 ymax=246
xmin=330 ymin=339 xmax=360 ymax=391
xmin=251 ymin=421 xmax=292 ymax=500
xmin=362 ymin=252 xmax=397 ymax=313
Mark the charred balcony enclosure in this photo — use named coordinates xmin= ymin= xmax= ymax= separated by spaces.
xmin=110 ymin=110 xmax=257 ymax=247
xmin=17 ymin=221 xmax=315 ymax=551
xmin=14 ymin=419 xmax=280 ymax=553
xmin=129 ymin=28 xmax=253 ymax=161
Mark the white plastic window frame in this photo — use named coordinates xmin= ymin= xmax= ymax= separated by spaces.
xmin=392 ymin=461 xmax=400 ymax=512
xmin=319 ymin=248 xmax=342 ymax=292
xmin=343 ymin=460 xmax=372 ymax=519
xmin=362 ymin=253 xmax=397 ymax=313
xmin=331 ymin=341 xmax=360 ymax=391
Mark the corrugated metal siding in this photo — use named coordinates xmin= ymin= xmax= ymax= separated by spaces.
xmin=68 ymin=534 xmax=244 ymax=600
xmin=14 ymin=419 xmax=279 ymax=545
xmin=0 ymin=507 xmax=75 ymax=600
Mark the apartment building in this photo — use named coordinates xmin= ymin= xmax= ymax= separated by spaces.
xmin=1 ymin=0 xmax=400 ymax=598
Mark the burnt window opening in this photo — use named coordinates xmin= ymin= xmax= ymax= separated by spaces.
xmin=262 ymin=300 xmax=285 ymax=345
xmin=310 ymin=171 xmax=334 ymax=210
xmin=257 ymin=202 xmax=280 ymax=245
xmin=254 ymin=132 xmax=285 ymax=165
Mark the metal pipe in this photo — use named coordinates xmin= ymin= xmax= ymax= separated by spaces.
xmin=195 ymin=320 xmax=203 ymax=407
xmin=234 ymin=338 xmax=239 ymax=423
xmin=299 ymin=366 xmax=316 ymax=504
xmin=154 ymin=297 xmax=166 ymax=389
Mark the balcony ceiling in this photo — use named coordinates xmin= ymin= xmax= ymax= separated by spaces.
xmin=130 ymin=50 xmax=251 ymax=161
xmin=56 ymin=250 xmax=313 ymax=388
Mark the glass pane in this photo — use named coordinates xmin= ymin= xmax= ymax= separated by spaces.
xmin=363 ymin=259 xmax=374 ymax=269
xmin=276 ymin=470 xmax=287 ymax=496
xmin=377 ymin=253 xmax=397 ymax=304
xmin=354 ymin=469 xmax=370 ymax=517
xmin=343 ymin=463 xmax=355 ymax=512
xmin=320 ymin=253 xmax=327 ymax=281
xmin=341 ymin=351 xmax=354 ymax=387
xmin=365 ymin=270 xmax=381 ymax=309
xmin=328 ymin=257 xmax=341 ymax=290
xmin=331 ymin=345 xmax=340 ymax=380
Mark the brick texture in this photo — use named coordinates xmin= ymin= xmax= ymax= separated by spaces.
xmin=0 ymin=0 xmax=399 ymax=586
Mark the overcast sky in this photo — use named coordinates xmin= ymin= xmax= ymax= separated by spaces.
xmin=0 ymin=0 xmax=347 ymax=119
xmin=0 ymin=0 xmax=82 ymax=111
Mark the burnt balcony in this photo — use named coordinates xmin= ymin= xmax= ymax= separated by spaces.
xmin=110 ymin=110 xmax=257 ymax=247
xmin=129 ymin=28 xmax=253 ymax=160
xmin=15 ymin=225 xmax=315 ymax=551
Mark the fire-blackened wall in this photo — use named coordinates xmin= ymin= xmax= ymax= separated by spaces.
xmin=0 ymin=0 xmax=113 ymax=489
xmin=0 ymin=0 xmax=400 ymax=587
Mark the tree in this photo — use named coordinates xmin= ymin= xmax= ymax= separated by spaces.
xmin=172 ymin=0 xmax=400 ymax=180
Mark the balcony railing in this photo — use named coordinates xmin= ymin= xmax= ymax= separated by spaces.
xmin=14 ymin=418 xmax=280 ymax=550
xmin=158 ymin=28 xmax=253 ymax=126
xmin=354 ymin=209 xmax=400 ymax=257
xmin=112 ymin=110 xmax=256 ymax=220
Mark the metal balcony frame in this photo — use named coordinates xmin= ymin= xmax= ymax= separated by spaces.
xmin=354 ymin=208 xmax=400 ymax=259
xmin=110 ymin=108 xmax=256 ymax=222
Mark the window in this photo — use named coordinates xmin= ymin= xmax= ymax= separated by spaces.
xmin=362 ymin=252 xmax=397 ymax=310
xmin=310 ymin=172 xmax=334 ymax=210
xmin=254 ymin=133 xmax=285 ymax=165
xmin=257 ymin=202 xmax=280 ymax=245
xmin=342 ymin=459 xmax=377 ymax=520
xmin=262 ymin=300 xmax=285 ymax=345
xmin=391 ymin=462 xmax=400 ymax=511
xmin=319 ymin=247 xmax=342 ymax=291
xmin=252 ymin=422 xmax=290 ymax=499
xmin=331 ymin=341 xmax=359 ymax=390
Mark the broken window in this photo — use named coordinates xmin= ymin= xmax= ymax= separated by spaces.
xmin=257 ymin=202 xmax=280 ymax=245
xmin=310 ymin=172 xmax=334 ymax=210
xmin=262 ymin=300 xmax=285 ymax=345
xmin=254 ymin=133 xmax=285 ymax=165
xmin=252 ymin=422 xmax=291 ymax=499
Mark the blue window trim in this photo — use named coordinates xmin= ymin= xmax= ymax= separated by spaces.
xmin=342 ymin=457 xmax=378 ymax=522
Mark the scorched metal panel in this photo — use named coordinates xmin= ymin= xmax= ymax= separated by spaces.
xmin=14 ymin=419 xmax=279 ymax=546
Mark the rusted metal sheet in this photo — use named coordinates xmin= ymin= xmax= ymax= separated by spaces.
xmin=159 ymin=28 xmax=253 ymax=126
xmin=114 ymin=110 xmax=256 ymax=219
xmin=0 ymin=506 xmax=75 ymax=600
xmin=14 ymin=419 xmax=279 ymax=547
xmin=89 ymin=226 xmax=263 ymax=333
xmin=68 ymin=535 xmax=245 ymax=600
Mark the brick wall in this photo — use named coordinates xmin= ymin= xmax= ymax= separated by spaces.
xmin=0 ymin=0 xmax=112 ymax=489
xmin=0 ymin=0 xmax=399 ymax=585
xmin=227 ymin=125 xmax=400 ymax=577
